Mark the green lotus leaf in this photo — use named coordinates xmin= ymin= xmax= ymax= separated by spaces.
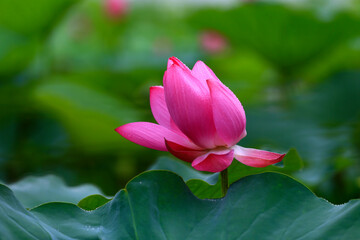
xmin=7 ymin=175 xmax=104 ymax=209
xmin=1 ymin=170 xmax=359 ymax=239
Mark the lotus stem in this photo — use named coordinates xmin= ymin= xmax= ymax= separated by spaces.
xmin=221 ymin=168 xmax=229 ymax=197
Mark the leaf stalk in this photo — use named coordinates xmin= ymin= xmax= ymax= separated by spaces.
xmin=221 ymin=168 xmax=228 ymax=197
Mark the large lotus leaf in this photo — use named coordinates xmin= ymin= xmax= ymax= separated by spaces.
xmin=7 ymin=175 xmax=105 ymax=209
xmin=0 ymin=28 xmax=39 ymax=75
xmin=294 ymin=71 xmax=360 ymax=125
xmin=189 ymin=3 xmax=360 ymax=70
xmin=0 ymin=171 xmax=359 ymax=239
xmin=0 ymin=0 xmax=77 ymax=75
xmin=33 ymin=80 xmax=141 ymax=152
xmin=300 ymin=42 xmax=360 ymax=83
xmin=150 ymin=148 xmax=302 ymax=198
xmin=0 ymin=0 xmax=77 ymax=35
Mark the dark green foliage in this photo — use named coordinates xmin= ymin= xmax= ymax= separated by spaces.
xmin=1 ymin=171 xmax=360 ymax=239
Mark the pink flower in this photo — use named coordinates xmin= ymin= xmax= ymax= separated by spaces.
xmin=116 ymin=57 xmax=285 ymax=172
xmin=104 ymin=0 xmax=128 ymax=19
xmin=200 ymin=30 xmax=228 ymax=54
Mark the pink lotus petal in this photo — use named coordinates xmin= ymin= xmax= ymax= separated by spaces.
xmin=167 ymin=56 xmax=190 ymax=72
xmin=149 ymin=86 xmax=180 ymax=132
xmin=150 ymin=86 xmax=171 ymax=127
xmin=115 ymin=122 xmax=195 ymax=151
xmin=165 ymin=139 xmax=206 ymax=162
xmin=207 ymin=79 xmax=246 ymax=146
xmin=192 ymin=149 xmax=234 ymax=172
xmin=164 ymin=64 xmax=217 ymax=149
xmin=233 ymin=145 xmax=285 ymax=167
xmin=192 ymin=60 xmax=220 ymax=82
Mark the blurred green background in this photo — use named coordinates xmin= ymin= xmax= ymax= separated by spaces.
xmin=1 ymin=0 xmax=360 ymax=204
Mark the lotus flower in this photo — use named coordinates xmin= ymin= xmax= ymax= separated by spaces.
xmin=104 ymin=0 xmax=128 ymax=19
xmin=116 ymin=57 xmax=285 ymax=172
xmin=200 ymin=30 xmax=227 ymax=54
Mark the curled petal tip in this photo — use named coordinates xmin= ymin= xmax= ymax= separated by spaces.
xmin=115 ymin=125 xmax=124 ymax=134
xmin=169 ymin=56 xmax=179 ymax=64
xmin=167 ymin=56 xmax=190 ymax=71
xmin=233 ymin=145 xmax=285 ymax=168
xmin=116 ymin=122 xmax=194 ymax=152
xmin=115 ymin=123 xmax=166 ymax=151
